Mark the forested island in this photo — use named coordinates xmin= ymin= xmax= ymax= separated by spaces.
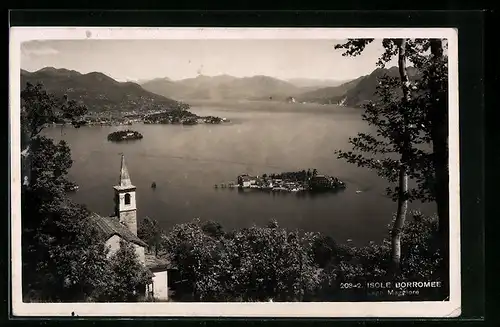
xmin=144 ymin=109 xmax=227 ymax=125
xmin=107 ymin=130 xmax=144 ymax=142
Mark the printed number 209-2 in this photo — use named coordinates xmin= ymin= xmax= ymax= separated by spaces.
xmin=340 ymin=283 xmax=362 ymax=289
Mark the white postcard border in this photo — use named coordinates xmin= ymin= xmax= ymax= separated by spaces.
xmin=9 ymin=27 xmax=460 ymax=318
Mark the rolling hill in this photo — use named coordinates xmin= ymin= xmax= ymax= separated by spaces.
xmin=296 ymin=66 xmax=420 ymax=107
xmin=20 ymin=67 xmax=185 ymax=113
xmin=295 ymin=76 xmax=365 ymax=105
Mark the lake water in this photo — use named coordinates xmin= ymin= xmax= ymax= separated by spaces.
xmin=44 ymin=101 xmax=434 ymax=246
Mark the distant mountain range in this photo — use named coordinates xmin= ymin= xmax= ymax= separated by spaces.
xmin=20 ymin=67 xmax=184 ymax=112
xmin=141 ymin=74 xmax=304 ymax=101
xmin=141 ymin=67 xmax=419 ymax=107
xmin=286 ymin=78 xmax=349 ymax=89
xmin=20 ymin=66 xmax=420 ymax=113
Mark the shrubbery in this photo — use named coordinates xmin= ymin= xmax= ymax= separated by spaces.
xmin=162 ymin=214 xmax=443 ymax=302
xmin=93 ymin=240 xmax=151 ymax=302
xmin=21 ymin=83 xmax=149 ymax=303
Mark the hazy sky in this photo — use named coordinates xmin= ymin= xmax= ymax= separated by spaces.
xmin=21 ymin=39 xmax=396 ymax=82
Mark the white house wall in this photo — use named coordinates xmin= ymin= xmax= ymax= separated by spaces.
xmin=152 ymin=270 xmax=169 ymax=301
xmin=105 ymin=235 xmax=146 ymax=264
xmin=134 ymin=243 xmax=146 ymax=265
xmin=105 ymin=234 xmax=121 ymax=258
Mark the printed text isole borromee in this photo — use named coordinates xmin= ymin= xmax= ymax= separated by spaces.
xmin=339 ymin=281 xmax=443 ymax=297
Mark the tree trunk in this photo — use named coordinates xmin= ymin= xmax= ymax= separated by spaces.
xmin=391 ymin=38 xmax=411 ymax=274
xmin=397 ymin=39 xmax=411 ymax=96
xmin=429 ymin=38 xmax=449 ymax=295
xmin=429 ymin=39 xmax=448 ymax=242
xmin=391 ymin=166 xmax=409 ymax=272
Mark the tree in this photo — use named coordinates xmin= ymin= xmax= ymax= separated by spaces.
xmin=334 ymin=38 xmax=448 ymax=274
xmin=20 ymin=83 xmax=114 ymax=302
xmin=162 ymin=218 xmax=221 ymax=301
xmin=21 ymin=138 xmax=111 ymax=301
xmin=201 ymin=220 xmax=225 ymax=238
xmin=21 ymin=82 xmax=87 ymax=186
xmin=427 ymin=40 xmax=448 ymax=236
xmin=334 ymin=75 xmax=430 ymax=273
xmin=417 ymin=40 xmax=449 ymax=289
xmin=97 ymin=239 xmax=152 ymax=302
xmin=335 ymin=39 xmax=416 ymax=273
xmin=138 ymin=217 xmax=163 ymax=256
xmin=163 ymin=219 xmax=320 ymax=302
xmin=311 ymin=235 xmax=338 ymax=268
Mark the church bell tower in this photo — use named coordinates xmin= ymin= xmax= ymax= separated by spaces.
xmin=113 ymin=154 xmax=138 ymax=235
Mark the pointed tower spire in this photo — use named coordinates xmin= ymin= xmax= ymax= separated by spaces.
xmin=119 ymin=154 xmax=133 ymax=187
xmin=114 ymin=154 xmax=138 ymax=236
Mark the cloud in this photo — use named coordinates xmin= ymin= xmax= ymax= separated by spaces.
xmin=114 ymin=76 xmax=138 ymax=83
xmin=21 ymin=42 xmax=60 ymax=57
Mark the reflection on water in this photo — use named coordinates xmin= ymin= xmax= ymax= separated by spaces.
xmin=232 ymin=187 xmax=346 ymax=199
xmin=43 ymin=102 xmax=434 ymax=246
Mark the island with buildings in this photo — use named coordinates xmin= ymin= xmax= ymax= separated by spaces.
xmin=50 ymin=108 xmax=228 ymax=127
xmin=107 ymin=130 xmax=144 ymax=142
xmin=215 ymin=170 xmax=346 ymax=193
xmin=143 ymin=110 xmax=228 ymax=125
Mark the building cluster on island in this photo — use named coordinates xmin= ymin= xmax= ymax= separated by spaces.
xmin=216 ymin=170 xmax=346 ymax=193
xmin=50 ymin=107 xmax=228 ymax=127
xmin=143 ymin=109 xmax=228 ymax=125
xmin=107 ymin=130 xmax=144 ymax=142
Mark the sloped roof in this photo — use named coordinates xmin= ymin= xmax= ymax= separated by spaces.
xmin=145 ymin=254 xmax=174 ymax=272
xmin=89 ymin=213 xmax=148 ymax=247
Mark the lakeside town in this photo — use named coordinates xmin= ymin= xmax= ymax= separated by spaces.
xmin=215 ymin=170 xmax=346 ymax=193
xmin=50 ymin=108 xmax=229 ymax=127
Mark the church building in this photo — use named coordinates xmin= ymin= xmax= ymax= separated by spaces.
xmin=89 ymin=155 xmax=171 ymax=301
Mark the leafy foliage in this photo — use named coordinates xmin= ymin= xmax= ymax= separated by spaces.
xmin=138 ymin=216 xmax=164 ymax=255
xmin=333 ymin=39 xmax=448 ymax=204
xmin=21 ymin=137 xmax=111 ymax=301
xmin=315 ymin=211 xmax=442 ymax=301
xmin=335 ymin=74 xmax=435 ymax=202
xmin=334 ymin=39 xmax=375 ymax=57
xmin=163 ymin=219 xmax=321 ymax=302
xmin=95 ymin=240 xmax=152 ymax=302
xmin=163 ymin=216 xmax=442 ymax=301
xmin=21 ymin=82 xmax=87 ymax=144
xmin=201 ymin=220 xmax=226 ymax=239
xmin=21 ymin=83 xmax=148 ymax=302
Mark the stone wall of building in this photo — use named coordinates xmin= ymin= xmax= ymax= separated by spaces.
xmin=119 ymin=209 xmax=138 ymax=236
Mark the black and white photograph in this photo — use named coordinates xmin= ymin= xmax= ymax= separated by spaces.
xmin=10 ymin=27 xmax=460 ymax=317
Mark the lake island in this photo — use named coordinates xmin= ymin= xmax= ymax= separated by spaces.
xmin=107 ymin=130 xmax=144 ymax=142
xmin=216 ymin=169 xmax=346 ymax=193
xmin=144 ymin=108 xmax=229 ymax=125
